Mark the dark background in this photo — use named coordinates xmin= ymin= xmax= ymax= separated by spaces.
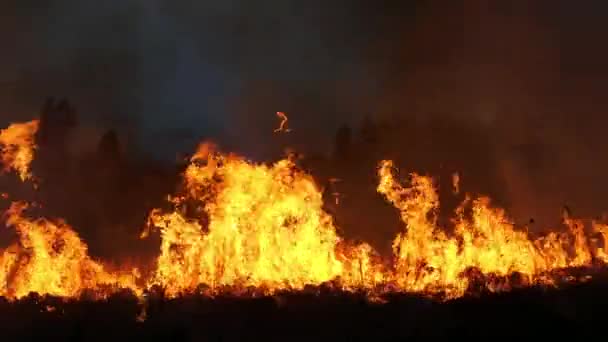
xmin=1 ymin=1 xmax=608 ymax=261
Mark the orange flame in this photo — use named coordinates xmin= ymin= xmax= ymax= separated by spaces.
xmin=0 ymin=202 xmax=140 ymax=300
xmin=146 ymin=143 xmax=378 ymax=296
xmin=0 ymin=119 xmax=39 ymax=181
xmin=0 ymin=114 xmax=606 ymax=302
xmin=377 ymin=160 xmax=603 ymax=297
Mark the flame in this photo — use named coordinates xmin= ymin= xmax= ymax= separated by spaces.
xmin=274 ymin=111 xmax=291 ymax=133
xmin=0 ymin=202 xmax=140 ymax=300
xmin=377 ymin=160 xmax=604 ymax=297
xmin=147 ymin=143 xmax=377 ymax=296
xmin=0 ymin=119 xmax=39 ymax=181
xmin=593 ymin=221 xmax=608 ymax=262
xmin=0 ymin=115 xmax=607 ymax=302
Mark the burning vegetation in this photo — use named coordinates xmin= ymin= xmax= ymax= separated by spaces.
xmin=0 ymin=113 xmax=607 ymax=304
xmin=0 ymin=202 xmax=139 ymax=299
xmin=0 ymin=119 xmax=39 ymax=181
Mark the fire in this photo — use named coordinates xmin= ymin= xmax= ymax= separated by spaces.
xmin=0 ymin=202 xmax=140 ymax=300
xmin=593 ymin=222 xmax=608 ymax=262
xmin=274 ymin=111 xmax=291 ymax=133
xmin=0 ymin=119 xmax=140 ymax=300
xmin=0 ymin=119 xmax=39 ymax=181
xmin=146 ymin=143 xmax=377 ymax=296
xmin=377 ymin=160 xmax=605 ymax=297
xmin=0 ymin=117 xmax=608 ymax=302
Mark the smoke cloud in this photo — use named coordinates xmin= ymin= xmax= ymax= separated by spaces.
xmin=2 ymin=1 xmax=608 ymax=254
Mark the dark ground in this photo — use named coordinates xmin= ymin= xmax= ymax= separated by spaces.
xmin=0 ymin=276 xmax=605 ymax=341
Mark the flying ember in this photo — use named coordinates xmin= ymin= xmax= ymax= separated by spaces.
xmin=274 ymin=111 xmax=291 ymax=133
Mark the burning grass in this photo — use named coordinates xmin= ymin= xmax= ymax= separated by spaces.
xmin=0 ymin=273 xmax=605 ymax=339
xmin=1 ymin=118 xmax=608 ymax=304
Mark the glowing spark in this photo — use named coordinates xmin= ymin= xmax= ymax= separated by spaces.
xmin=274 ymin=111 xmax=291 ymax=133
xmin=332 ymin=192 xmax=341 ymax=205
xmin=146 ymin=145 xmax=378 ymax=297
xmin=0 ymin=123 xmax=606 ymax=302
xmin=452 ymin=172 xmax=460 ymax=194
xmin=329 ymin=178 xmax=342 ymax=205
xmin=139 ymin=227 xmax=150 ymax=239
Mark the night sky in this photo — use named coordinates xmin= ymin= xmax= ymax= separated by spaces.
xmin=2 ymin=1 xmax=608 ymax=235
xmin=1 ymin=0 xmax=391 ymax=159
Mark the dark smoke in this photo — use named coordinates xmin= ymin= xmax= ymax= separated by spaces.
xmin=2 ymin=1 xmax=608 ymax=256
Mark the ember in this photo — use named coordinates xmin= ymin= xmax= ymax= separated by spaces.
xmin=274 ymin=111 xmax=291 ymax=133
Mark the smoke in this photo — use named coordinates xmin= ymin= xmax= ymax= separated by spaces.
xmin=356 ymin=1 xmax=608 ymax=229
xmin=1 ymin=0 xmax=387 ymax=159
xmin=2 ymin=1 xmax=608 ymax=254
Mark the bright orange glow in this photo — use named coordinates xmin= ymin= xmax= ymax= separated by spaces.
xmin=0 ymin=119 xmax=39 ymax=181
xmin=146 ymin=143 xmax=378 ymax=297
xmin=0 ymin=118 xmax=607 ymax=302
xmin=0 ymin=202 xmax=140 ymax=300
xmin=593 ymin=221 xmax=608 ymax=262
xmin=377 ymin=160 xmax=604 ymax=298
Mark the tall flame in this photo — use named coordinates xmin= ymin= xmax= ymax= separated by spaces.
xmin=0 ymin=117 xmax=608 ymax=302
xmin=0 ymin=119 xmax=39 ymax=181
xmin=593 ymin=221 xmax=608 ymax=262
xmin=377 ymin=160 xmax=604 ymax=297
xmin=147 ymin=143 xmax=378 ymax=296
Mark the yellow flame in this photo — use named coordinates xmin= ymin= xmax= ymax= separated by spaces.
xmin=0 ymin=119 xmax=39 ymax=181
xmin=377 ymin=160 xmax=604 ymax=298
xmin=0 ymin=115 xmax=606 ymax=301
xmin=147 ymin=143 xmax=378 ymax=296
xmin=0 ymin=202 xmax=140 ymax=300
